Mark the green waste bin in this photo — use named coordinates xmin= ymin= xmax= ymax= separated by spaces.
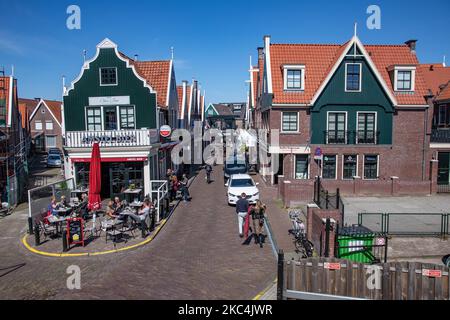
xmin=337 ymin=225 xmax=376 ymax=264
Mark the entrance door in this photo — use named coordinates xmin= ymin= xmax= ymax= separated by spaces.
xmin=104 ymin=107 xmax=117 ymax=131
xmin=438 ymin=152 xmax=450 ymax=192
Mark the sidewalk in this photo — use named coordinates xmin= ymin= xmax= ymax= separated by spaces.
xmin=254 ymin=175 xmax=297 ymax=254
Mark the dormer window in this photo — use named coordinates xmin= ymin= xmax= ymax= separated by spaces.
xmin=100 ymin=67 xmax=118 ymax=86
xmin=393 ymin=66 xmax=415 ymax=92
xmin=345 ymin=63 xmax=362 ymax=92
xmin=283 ymin=65 xmax=305 ymax=91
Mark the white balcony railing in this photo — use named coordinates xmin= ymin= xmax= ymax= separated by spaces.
xmin=65 ymin=129 xmax=159 ymax=148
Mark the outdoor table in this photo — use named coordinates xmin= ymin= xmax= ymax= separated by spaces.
xmin=123 ymin=188 xmax=143 ymax=203
xmin=48 ymin=216 xmax=67 ymax=236
xmin=55 ymin=207 xmax=72 ymax=217
xmin=129 ymin=202 xmax=143 ymax=214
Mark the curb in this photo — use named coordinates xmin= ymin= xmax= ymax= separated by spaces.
xmin=253 ymin=278 xmax=277 ymax=300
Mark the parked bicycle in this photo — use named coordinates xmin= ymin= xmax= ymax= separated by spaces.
xmin=288 ymin=210 xmax=314 ymax=258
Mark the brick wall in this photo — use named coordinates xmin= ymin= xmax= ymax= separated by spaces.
xmin=306 ymin=205 xmax=341 ymax=257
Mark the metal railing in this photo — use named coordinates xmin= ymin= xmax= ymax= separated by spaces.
xmin=358 ymin=212 xmax=450 ymax=237
xmin=314 ymin=177 xmax=345 ymax=226
xmin=431 ymin=129 xmax=450 ymax=143
xmin=324 ymin=130 xmax=380 ymax=145
xmin=65 ymin=129 xmax=159 ymax=148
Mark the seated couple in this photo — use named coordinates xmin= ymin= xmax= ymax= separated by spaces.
xmin=105 ymin=199 xmax=154 ymax=237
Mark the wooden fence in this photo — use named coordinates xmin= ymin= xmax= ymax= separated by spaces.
xmin=279 ymin=255 xmax=450 ymax=300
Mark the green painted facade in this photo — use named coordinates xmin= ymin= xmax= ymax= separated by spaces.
xmin=63 ymin=48 xmax=157 ymax=131
xmin=205 ymin=104 xmax=219 ymax=117
xmin=311 ymin=51 xmax=394 ymax=145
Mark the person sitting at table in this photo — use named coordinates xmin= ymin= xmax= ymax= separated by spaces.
xmin=47 ymin=196 xmax=58 ymax=216
xmin=105 ymin=201 xmax=119 ymax=220
xmin=113 ymin=196 xmax=124 ymax=214
xmin=58 ymin=195 xmax=69 ymax=208
xmin=78 ymin=193 xmax=89 ymax=220
xmin=127 ymin=199 xmax=153 ymax=238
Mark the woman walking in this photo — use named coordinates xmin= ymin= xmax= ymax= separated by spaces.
xmin=250 ymin=200 xmax=267 ymax=248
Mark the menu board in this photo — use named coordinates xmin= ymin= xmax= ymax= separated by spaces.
xmin=66 ymin=218 xmax=85 ymax=247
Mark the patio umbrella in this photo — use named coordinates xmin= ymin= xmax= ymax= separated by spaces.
xmin=88 ymin=142 xmax=102 ymax=211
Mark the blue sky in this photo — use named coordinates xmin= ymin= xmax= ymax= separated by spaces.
xmin=0 ymin=0 xmax=449 ymax=103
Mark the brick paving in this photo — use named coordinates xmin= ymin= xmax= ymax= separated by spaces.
xmin=0 ymin=166 xmax=276 ymax=300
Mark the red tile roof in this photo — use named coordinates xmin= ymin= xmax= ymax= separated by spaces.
xmin=119 ymin=52 xmax=172 ymax=108
xmin=18 ymin=98 xmax=39 ymax=129
xmin=436 ymin=82 xmax=450 ymax=102
xmin=43 ymin=100 xmax=62 ymax=124
xmin=134 ymin=60 xmax=171 ymax=108
xmin=177 ymin=86 xmax=184 ymax=115
xmin=269 ymin=40 xmax=428 ymax=106
xmin=419 ymin=64 xmax=450 ymax=96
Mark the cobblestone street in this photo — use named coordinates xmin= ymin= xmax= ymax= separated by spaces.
xmin=0 ymin=166 xmax=276 ymax=300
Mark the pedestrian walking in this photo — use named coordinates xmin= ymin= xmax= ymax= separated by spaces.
xmin=235 ymin=193 xmax=249 ymax=238
xmin=180 ymin=174 xmax=191 ymax=202
xmin=205 ymin=164 xmax=213 ymax=184
xmin=250 ymin=200 xmax=267 ymax=248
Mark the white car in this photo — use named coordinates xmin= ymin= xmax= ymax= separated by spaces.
xmin=226 ymin=174 xmax=260 ymax=205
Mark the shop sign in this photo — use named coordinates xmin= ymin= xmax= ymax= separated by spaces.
xmin=88 ymin=96 xmax=130 ymax=106
xmin=81 ymin=134 xmax=137 ymax=145
xmin=422 ymin=269 xmax=442 ymax=278
xmin=160 ymin=125 xmax=172 ymax=138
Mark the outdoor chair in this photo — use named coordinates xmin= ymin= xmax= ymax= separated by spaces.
xmin=38 ymin=219 xmax=57 ymax=240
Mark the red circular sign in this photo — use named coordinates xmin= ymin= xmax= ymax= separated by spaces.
xmin=160 ymin=125 xmax=172 ymax=138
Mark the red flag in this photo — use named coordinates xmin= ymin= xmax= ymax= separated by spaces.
xmin=88 ymin=142 xmax=102 ymax=211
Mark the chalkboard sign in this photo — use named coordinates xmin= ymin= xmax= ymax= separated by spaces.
xmin=66 ymin=218 xmax=85 ymax=247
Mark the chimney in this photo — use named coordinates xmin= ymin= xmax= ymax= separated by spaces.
xmin=257 ymin=47 xmax=264 ymax=60
xmin=430 ymin=65 xmax=434 ymax=71
xmin=134 ymin=54 xmax=139 ymax=61
xmin=405 ymin=40 xmax=417 ymax=53
xmin=264 ymin=35 xmax=271 ymax=49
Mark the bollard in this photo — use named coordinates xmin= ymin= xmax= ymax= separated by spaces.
xmin=150 ymin=209 xmax=156 ymax=231
xmin=277 ymin=250 xmax=285 ymax=300
xmin=28 ymin=217 xmax=34 ymax=235
xmin=34 ymin=223 xmax=40 ymax=246
xmin=62 ymin=230 xmax=68 ymax=252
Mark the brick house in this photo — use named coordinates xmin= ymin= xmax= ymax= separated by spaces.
xmin=22 ymin=98 xmax=63 ymax=153
xmin=250 ymin=35 xmax=435 ymax=206
xmin=420 ymin=63 xmax=450 ymax=191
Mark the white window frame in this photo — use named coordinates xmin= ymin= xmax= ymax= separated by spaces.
xmin=294 ymin=154 xmax=310 ymax=180
xmin=283 ymin=65 xmax=305 ymax=91
xmin=345 ymin=63 xmax=362 ymax=92
xmin=281 ymin=111 xmax=299 ymax=133
xmin=119 ymin=105 xmax=137 ymax=130
xmin=393 ymin=66 xmax=416 ymax=92
xmin=35 ymin=121 xmax=42 ymax=130
xmin=362 ymin=154 xmax=380 ymax=180
xmin=99 ymin=67 xmax=118 ymax=86
xmin=326 ymin=111 xmax=348 ymax=144
xmin=45 ymin=135 xmax=57 ymax=148
xmin=321 ymin=154 xmax=338 ymax=180
xmin=342 ymin=154 xmax=359 ymax=180
xmin=45 ymin=120 xmax=53 ymax=130
xmin=356 ymin=111 xmax=378 ymax=144
xmin=85 ymin=106 xmax=103 ymax=131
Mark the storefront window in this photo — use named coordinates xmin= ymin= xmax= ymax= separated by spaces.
xmin=322 ymin=155 xmax=337 ymax=179
xmin=295 ymin=155 xmax=309 ymax=179
xmin=343 ymin=155 xmax=357 ymax=180
xmin=75 ymin=163 xmax=90 ymax=189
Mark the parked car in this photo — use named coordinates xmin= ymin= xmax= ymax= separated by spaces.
xmin=48 ymin=148 xmax=61 ymax=155
xmin=443 ymin=255 xmax=450 ymax=268
xmin=47 ymin=153 xmax=62 ymax=168
xmin=226 ymin=174 xmax=259 ymax=205
xmin=224 ymin=157 xmax=248 ymax=184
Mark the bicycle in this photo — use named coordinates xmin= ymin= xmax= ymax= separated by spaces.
xmin=288 ymin=210 xmax=314 ymax=258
